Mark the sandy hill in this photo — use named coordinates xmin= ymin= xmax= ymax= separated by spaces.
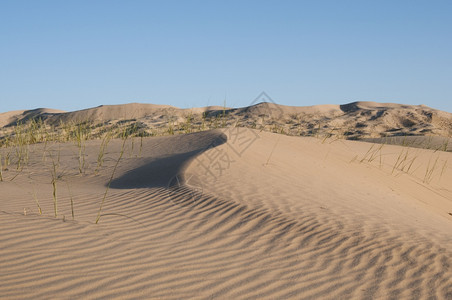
xmin=0 ymin=108 xmax=65 ymax=127
xmin=1 ymin=101 xmax=451 ymax=143
xmin=0 ymin=127 xmax=451 ymax=298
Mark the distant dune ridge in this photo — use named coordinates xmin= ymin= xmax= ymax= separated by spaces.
xmin=1 ymin=101 xmax=451 ymax=142
xmin=1 ymin=102 xmax=452 ymax=298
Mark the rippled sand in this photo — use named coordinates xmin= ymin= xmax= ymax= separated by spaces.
xmin=1 ymin=129 xmax=451 ymax=299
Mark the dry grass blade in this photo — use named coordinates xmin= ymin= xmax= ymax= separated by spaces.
xmin=50 ymin=160 xmax=58 ymax=217
xmin=392 ymin=149 xmax=405 ymax=174
xmin=95 ymin=131 xmax=112 ymax=174
xmin=75 ymin=122 xmax=87 ymax=174
xmin=31 ymin=185 xmax=42 ymax=215
xmin=265 ymin=135 xmax=281 ymax=166
xmin=360 ymin=144 xmax=375 ymax=163
xmin=440 ymin=159 xmax=448 ymax=181
xmin=424 ymin=154 xmax=440 ymax=184
xmin=95 ymin=136 xmax=127 ymax=224
xmin=66 ymin=182 xmax=75 ymax=220
xmin=0 ymin=153 xmax=3 ymax=182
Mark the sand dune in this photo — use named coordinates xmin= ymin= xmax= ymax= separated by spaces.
xmin=1 ymin=126 xmax=451 ymax=299
xmin=1 ymin=101 xmax=451 ymax=142
xmin=0 ymin=108 xmax=65 ymax=128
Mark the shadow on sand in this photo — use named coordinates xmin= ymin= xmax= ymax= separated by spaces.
xmin=110 ymin=130 xmax=227 ymax=189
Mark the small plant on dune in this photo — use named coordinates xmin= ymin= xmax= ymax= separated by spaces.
xmin=360 ymin=144 xmax=383 ymax=163
xmin=440 ymin=159 xmax=448 ymax=181
xmin=59 ymin=120 xmax=69 ymax=142
xmin=95 ymin=131 xmax=112 ymax=174
xmin=423 ymin=154 xmax=440 ymax=184
xmin=360 ymin=144 xmax=375 ymax=163
xmin=12 ymin=122 xmax=30 ymax=170
xmin=354 ymin=143 xmax=386 ymax=168
xmin=50 ymin=159 xmax=58 ymax=217
xmin=404 ymin=155 xmax=417 ymax=174
xmin=392 ymin=148 xmax=406 ymax=174
xmin=95 ymin=132 xmax=127 ymax=224
xmin=66 ymin=182 xmax=75 ymax=220
xmin=377 ymin=145 xmax=384 ymax=168
xmin=42 ymin=130 xmax=49 ymax=161
xmin=4 ymin=149 xmax=11 ymax=168
xmin=0 ymin=147 xmax=11 ymax=176
xmin=75 ymin=122 xmax=87 ymax=174
xmin=321 ymin=127 xmax=336 ymax=144
xmin=125 ymin=123 xmax=140 ymax=157
xmin=48 ymin=145 xmax=62 ymax=218
xmin=31 ymin=185 xmax=42 ymax=215
xmin=391 ymin=148 xmax=417 ymax=175
xmin=26 ymin=118 xmax=44 ymax=144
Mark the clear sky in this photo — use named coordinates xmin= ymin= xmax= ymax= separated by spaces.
xmin=1 ymin=0 xmax=451 ymax=113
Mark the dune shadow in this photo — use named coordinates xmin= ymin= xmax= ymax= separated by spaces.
xmin=339 ymin=102 xmax=360 ymax=113
xmin=110 ymin=130 xmax=227 ymax=189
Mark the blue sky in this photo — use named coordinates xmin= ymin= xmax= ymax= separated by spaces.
xmin=1 ymin=0 xmax=451 ymax=113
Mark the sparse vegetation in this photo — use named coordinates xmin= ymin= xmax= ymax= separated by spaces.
xmin=95 ymin=130 xmax=112 ymax=174
xmin=66 ymin=182 xmax=75 ymax=220
xmin=440 ymin=159 xmax=448 ymax=181
xmin=50 ymin=157 xmax=58 ymax=217
xmin=352 ymin=139 xmax=451 ymax=186
xmin=32 ymin=185 xmax=42 ymax=215
xmin=391 ymin=148 xmax=417 ymax=175
xmin=424 ymin=154 xmax=440 ymax=184
xmin=95 ymin=134 xmax=127 ymax=224
xmin=0 ymin=118 xmax=151 ymax=222
xmin=74 ymin=122 xmax=88 ymax=174
xmin=360 ymin=143 xmax=385 ymax=166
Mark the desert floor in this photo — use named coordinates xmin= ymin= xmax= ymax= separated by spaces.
xmin=1 ymin=128 xmax=451 ymax=299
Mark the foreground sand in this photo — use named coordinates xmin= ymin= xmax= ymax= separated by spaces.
xmin=1 ymin=128 xmax=451 ymax=299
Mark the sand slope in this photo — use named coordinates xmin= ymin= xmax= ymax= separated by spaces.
xmin=1 ymin=129 xmax=451 ymax=299
xmin=0 ymin=108 xmax=65 ymax=127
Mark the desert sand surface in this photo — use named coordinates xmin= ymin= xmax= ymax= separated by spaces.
xmin=1 ymin=102 xmax=452 ymax=299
